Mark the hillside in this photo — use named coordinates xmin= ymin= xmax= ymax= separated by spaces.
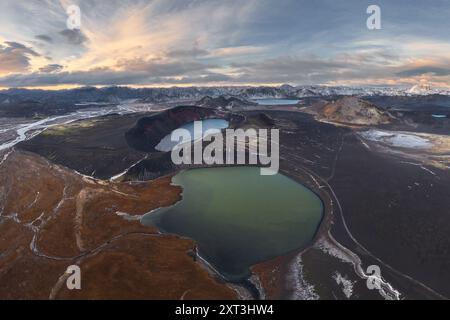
xmin=309 ymin=96 xmax=395 ymax=125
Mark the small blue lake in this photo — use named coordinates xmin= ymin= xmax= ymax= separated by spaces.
xmin=252 ymin=99 xmax=299 ymax=106
xmin=432 ymin=114 xmax=447 ymax=119
xmin=155 ymin=118 xmax=229 ymax=152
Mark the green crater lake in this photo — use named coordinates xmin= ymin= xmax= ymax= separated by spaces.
xmin=141 ymin=166 xmax=323 ymax=281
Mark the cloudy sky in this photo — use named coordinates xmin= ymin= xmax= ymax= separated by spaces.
xmin=0 ymin=0 xmax=450 ymax=89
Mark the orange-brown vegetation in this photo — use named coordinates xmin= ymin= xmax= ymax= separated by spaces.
xmin=0 ymin=151 xmax=236 ymax=299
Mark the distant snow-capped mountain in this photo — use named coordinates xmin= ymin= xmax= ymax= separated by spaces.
xmin=234 ymin=84 xmax=450 ymax=99
xmin=407 ymin=83 xmax=438 ymax=95
xmin=1 ymin=84 xmax=449 ymax=109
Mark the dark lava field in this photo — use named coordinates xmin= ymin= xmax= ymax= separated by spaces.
xmin=1 ymin=96 xmax=449 ymax=300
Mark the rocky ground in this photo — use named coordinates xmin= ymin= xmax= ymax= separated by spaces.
xmin=246 ymin=110 xmax=449 ymax=300
xmin=305 ymin=96 xmax=395 ymax=126
xmin=0 ymin=100 xmax=449 ymax=300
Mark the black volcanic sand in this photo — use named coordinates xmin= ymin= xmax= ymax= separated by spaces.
xmin=17 ymin=106 xmax=240 ymax=179
xmin=263 ymin=111 xmax=449 ymax=299
xmin=248 ymin=110 xmax=449 ymax=299
xmin=328 ymin=133 xmax=450 ymax=298
xmin=300 ymin=247 xmax=384 ymax=300
xmin=18 ymin=113 xmax=148 ymax=179
xmin=17 ymin=105 xmax=450 ymax=299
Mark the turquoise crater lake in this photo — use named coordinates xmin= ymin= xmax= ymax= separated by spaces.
xmin=141 ymin=166 xmax=324 ymax=281
xmin=155 ymin=118 xmax=229 ymax=152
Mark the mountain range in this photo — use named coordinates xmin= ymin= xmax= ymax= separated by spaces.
xmin=1 ymin=84 xmax=450 ymax=118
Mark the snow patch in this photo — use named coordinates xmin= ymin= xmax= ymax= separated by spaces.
xmin=360 ymin=130 xmax=431 ymax=149
xmin=287 ymin=254 xmax=320 ymax=300
xmin=115 ymin=211 xmax=143 ymax=221
xmin=333 ymin=272 xmax=355 ymax=299
xmin=315 ymin=237 xmax=353 ymax=265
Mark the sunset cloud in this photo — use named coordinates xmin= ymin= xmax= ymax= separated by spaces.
xmin=0 ymin=41 xmax=40 ymax=74
xmin=0 ymin=0 xmax=449 ymax=88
